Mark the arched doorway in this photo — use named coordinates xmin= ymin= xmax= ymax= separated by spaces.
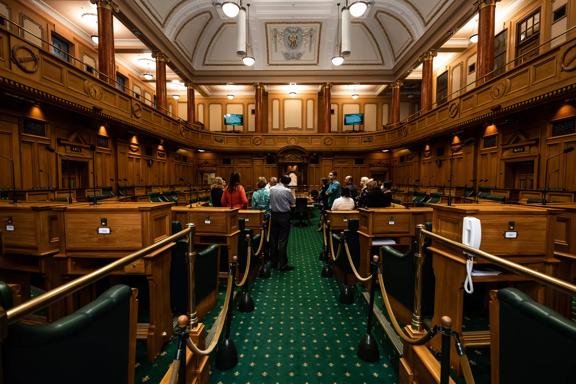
xmin=276 ymin=146 xmax=310 ymax=192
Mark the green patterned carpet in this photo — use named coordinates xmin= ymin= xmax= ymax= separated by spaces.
xmin=208 ymin=222 xmax=397 ymax=384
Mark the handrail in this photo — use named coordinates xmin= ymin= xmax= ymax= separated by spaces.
xmin=420 ymin=227 xmax=576 ymax=296
xmin=386 ymin=25 xmax=576 ymax=133
xmin=5 ymin=226 xmax=192 ymax=324
xmin=0 ymin=17 xmax=180 ymax=119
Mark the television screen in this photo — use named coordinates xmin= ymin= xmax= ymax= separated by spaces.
xmin=344 ymin=113 xmax=364 ymax=125
xmin=224 ymin=114 xmax=243 ymax=126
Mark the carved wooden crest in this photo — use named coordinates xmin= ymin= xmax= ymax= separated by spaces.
xmin=277 ymin=146 xmax=308 ymax=163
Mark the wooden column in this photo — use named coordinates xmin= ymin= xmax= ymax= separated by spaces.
xmin=255 ymin=83 xmax=264 ymax=133
xmin=391 ymin=80 xmax=402 ymax=125
xmin=153 ymin=52 xmax=167 ymax=112
xmin=186 ymin=83 xmax=196 ymax=124
xmin=95 ymin=0 xmax=116 ymax=85
xmin=420 ymin=51 xmax=436 ymax=113
xmin=322 ymin=83 xmax=332 ymax=133
xmin=477 ymin=0 xmax=497 ymax=81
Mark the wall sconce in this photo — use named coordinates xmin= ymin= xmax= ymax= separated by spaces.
xmin=142 ymin=73 xmax=153 ymax=81
xmin=227 ymin=94 xmax=235 ymax=100
xmin=351 ymin=93 xmax=359 ymax=100
xmin=288 ymin=82 xmax=297 ymax=96
xmin=90 ymin=35 xmax=99 ymax=44
xmin=172 ymin=95 xmax=180 ymax=100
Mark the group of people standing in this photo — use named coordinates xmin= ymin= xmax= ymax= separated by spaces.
xmin=210 ymin=172 xmax=295 ymax=272
xmin=318 ymin=171 xmax=393 ymax=211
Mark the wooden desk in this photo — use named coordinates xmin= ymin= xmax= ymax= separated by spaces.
xmin=53 ymin=201 xmax=174 ymax=362
xmin=522 ymin=203 xmax=576 ymax=317
xmin=172 ymin=207 xmax=240 ymax=276
xmin=429 ymin=204 xmax=561 ymax=371
xmin=357 ymin=207 xmax=433 ymax=278
xmin=0 ymin=202 xmax=69 ymax=298
xmin=326 ymin=210 xmax=359 ymax=231
xmin=239 ymin=209 xmax=265 ymax=231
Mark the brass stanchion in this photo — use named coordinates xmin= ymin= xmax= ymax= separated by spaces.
xmin=215 ymin=256 xmax=239 ymax=371
xmin=238 ymin=232 xmax=255 ymax=313
xmin=357 ymin=255 xmax=379 ymax=362
xmin=258 ymin=217 xmax=271 ymax=278
xmin=411 ymin=224 xmax=426 ymax=333
xmin=321 ymin=219 xmax=333 ymax=278
xmin=440 ymin=316 xmax=453 ymax=384
xmin=186 ymin=223 xmax=198 ymax=327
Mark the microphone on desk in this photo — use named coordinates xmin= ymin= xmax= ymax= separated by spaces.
xmin=543 ymin=146 xmax=574 ymax=205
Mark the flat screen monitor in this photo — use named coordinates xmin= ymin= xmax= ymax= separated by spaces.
xmin=224 ymin=114 xmax=243 ymax=126
xmin=344 ymin=113 xmax=364 ymax=125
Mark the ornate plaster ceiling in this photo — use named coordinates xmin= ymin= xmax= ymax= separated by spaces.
xmin=39 ymin=0 xmax=520 ymax=96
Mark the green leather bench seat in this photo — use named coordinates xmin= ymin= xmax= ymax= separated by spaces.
xmin=3 ymin=284 xmax=133 ymax=384
xmin=498 ymin=288 xmax=576 ymax=384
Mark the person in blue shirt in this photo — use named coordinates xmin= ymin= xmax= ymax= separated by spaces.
xmin=251 ymin=177 xmax=270 ymax=215
xmin=326 ymin=170 xmax=341 ymax=209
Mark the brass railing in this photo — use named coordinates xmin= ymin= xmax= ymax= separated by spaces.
xmin=408 ymin=224 xmax=576 ymax=332
xmin=4 ymin=226 xmax=193 ymax=324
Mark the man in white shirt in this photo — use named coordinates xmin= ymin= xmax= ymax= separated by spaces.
xmin=269 ymin=175 xmax=295 ymax=271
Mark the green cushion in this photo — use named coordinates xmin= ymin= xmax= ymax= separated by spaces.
xmin=498 ymin=288 xmax=576 ymax=383
xmin=5 ymin=285 xmax=133 ymax=384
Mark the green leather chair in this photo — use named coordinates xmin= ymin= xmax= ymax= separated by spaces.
xmin=495 ymin=288 xmax=576 ymax=384
xmin=169 ymin=221 xmax=219 ymax=318
xmin=3 ymin=284 xmax=134 ymax=384
xmin=379 ymin=222 xmax=435 ymax=322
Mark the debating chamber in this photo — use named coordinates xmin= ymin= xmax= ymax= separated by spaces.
xmin=1 ymin=0 xmax=576 ymax=383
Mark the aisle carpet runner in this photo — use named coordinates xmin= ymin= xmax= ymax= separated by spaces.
xmin=208 ymin=222 xmax=397 ymax=384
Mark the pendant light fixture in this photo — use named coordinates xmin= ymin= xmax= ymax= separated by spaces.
xmin=242 ymin=3 xmax=255 ymax=66
xmin=222 ymin=1 xmax=240 ymax=18
xmin=331 ymin=3 xmax=344 ymax=66
xmin=349 ymin=1 xmax=369 ymax=18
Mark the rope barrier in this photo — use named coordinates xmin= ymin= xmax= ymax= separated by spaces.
xmin=327 ymin=229 xmax=341 ymax=262
xmin=236 ymin=234 xmax=253 ymax=288
xmin=254 ymin=226 xmax=266 ymax=256
xmin=322 ymin=218 xmax=327 ymax=248
xmin=186 ymin=274 xmax=234 ymax=355
xmin=342 ymin=239 xmax=371 ymax=282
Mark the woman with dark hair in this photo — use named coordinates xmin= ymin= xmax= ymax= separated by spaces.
xmin=221 ymin=171 xmax=248 ymax=209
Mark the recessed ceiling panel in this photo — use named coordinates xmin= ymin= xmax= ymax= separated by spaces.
xmin=137 ymin=0 xmax=181 ymax=26
xmin=405 ymin=0 xmax=447 ymax=25
xmin=342 ymin=24 xmax=384 ymax=66
xmin=204 ymin=24 xmax=244 ymax=65
xmin=175 ymin=12 xmax=212 ymax=61
xmin=375 ymin=12 xmax=413 ymax=60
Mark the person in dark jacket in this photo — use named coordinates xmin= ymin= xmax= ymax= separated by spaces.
xmin=363 ymin=179 xmax=391 ymax=208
